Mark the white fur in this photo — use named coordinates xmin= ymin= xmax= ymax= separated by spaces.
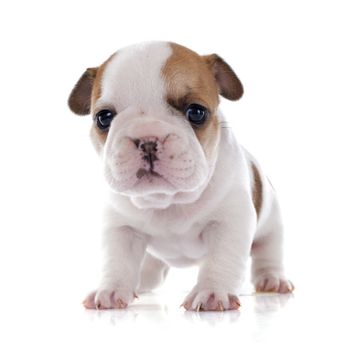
xmin=82 ymin=42 xmax=293 ymax=311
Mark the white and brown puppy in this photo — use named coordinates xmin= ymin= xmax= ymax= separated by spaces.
xmin=68 ymin=41 xmax=293 ymax=312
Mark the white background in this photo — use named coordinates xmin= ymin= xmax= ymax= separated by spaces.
xmin=0 ymin=0 xmax=349 ymax=349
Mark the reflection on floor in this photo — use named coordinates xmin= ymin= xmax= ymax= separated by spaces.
xmin=83 ymin=291 xmax=294 ymax=325
xmin=80 ymin=289 xmax=349 ymax=349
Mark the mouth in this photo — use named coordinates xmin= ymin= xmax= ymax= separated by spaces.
xmin=136 ymin=168 xmax=161 ymax=179
xmin=134 ymin=167 xmax=175 ymax=191
xmin=129 ymin=168 xmax=179 ymax=197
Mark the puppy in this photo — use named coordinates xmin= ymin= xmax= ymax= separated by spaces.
xmin=68 ymin=41 xmax=293 ymax=311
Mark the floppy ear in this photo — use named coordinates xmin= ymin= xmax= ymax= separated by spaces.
xmin=68 ymin=67 xmax=98 ymax=115
xmin=203 ymin=54 xmax=243 ymax=101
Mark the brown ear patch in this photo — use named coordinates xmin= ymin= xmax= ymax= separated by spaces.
xmin=203 ymin=54 xmax=243 ymax=101
xmin=69 ymin=54 xmax=116 ymax=152
xmin=68 ymin=53 xmax=116 ymax=117
xmin=68 ymin=68 xmax=97 ymax=115
xmin=251 ymin=162 xmax=263 ymax=217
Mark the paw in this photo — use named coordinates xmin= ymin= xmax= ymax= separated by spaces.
xmin=182 ymin=287 xmax=241 ymax=312
xmin=255 ymin=275 xmax=294 ymax=294
xmin=83 ymin=288 xmax=136 ymax=310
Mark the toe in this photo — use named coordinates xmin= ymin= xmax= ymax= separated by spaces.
xmin=83 ymin=292 xmax=97 ymax=309
xmin=114 ymin=298 xmax=128 ymax=309
xmin=228 ymin=295 xmax=241 ymax=310
xmin=278 ymin=280 xmax=294 ymax=293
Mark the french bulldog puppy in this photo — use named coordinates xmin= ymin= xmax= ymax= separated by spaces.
xmin=68 ymin=41 xmax=293 ymax=311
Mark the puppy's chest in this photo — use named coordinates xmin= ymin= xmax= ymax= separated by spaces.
xmin=148 ymin=230 xmax=207 ymax=267
xmin=141 ymin=218 xmax=209 ymax=266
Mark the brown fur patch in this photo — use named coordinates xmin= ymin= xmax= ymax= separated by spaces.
xmin=68 ymin=68 xmax=97 ymax=115
xmin=202 ymin=54 xmax=243 ymax=101
xmin=162 ymin=43 xmax=221 ymax=160
xmin=68 ymin=53 xmax=117 ymax=152
xmin=251 ymin=162 xmax=263 ymax=217
xmin=68 ymin=53 xmax=116 ymax=118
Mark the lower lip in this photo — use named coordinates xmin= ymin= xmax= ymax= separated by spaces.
xmin=136 ymin=168 xmax=161 ymax=179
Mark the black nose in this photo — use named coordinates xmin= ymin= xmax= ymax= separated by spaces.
xmin=140 ymin=141 xmax=157 ymax=154
xmin=138 ymin=140 xmax=158 ymax=169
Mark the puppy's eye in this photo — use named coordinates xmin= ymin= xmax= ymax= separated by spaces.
xmin=185 ymin=104 xmax=208 ymax=125
xmin=95 ymin=109 xmax=116 ymax=130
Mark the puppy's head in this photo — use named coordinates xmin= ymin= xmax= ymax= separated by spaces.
xmin=68 ymin=42 xmax=243 ymax=209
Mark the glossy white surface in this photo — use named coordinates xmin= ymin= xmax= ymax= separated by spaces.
xmin=2 ymin=283 xmax=349 ymax=350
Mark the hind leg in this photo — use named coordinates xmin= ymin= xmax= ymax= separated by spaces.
xmin=137 ymin=253 xmax=170 ymax=293
xmin=251 ymin=199 xmax=294 ymax=293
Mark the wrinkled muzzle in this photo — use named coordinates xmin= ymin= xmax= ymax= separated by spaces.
xmin=103 ymin=118 xmax=211 ymax=208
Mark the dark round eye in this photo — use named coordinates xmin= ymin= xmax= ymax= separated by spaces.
xmin=185 ymin=104 xmax=208 ymax=125
xmin=95 ymin=109 xmax=115 ymax=130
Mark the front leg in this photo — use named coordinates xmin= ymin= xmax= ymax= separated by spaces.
xmin=182 ymin=191 xmax=256 ymax=311
xmin=84 ymin=226 xmax=147 ymax=309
